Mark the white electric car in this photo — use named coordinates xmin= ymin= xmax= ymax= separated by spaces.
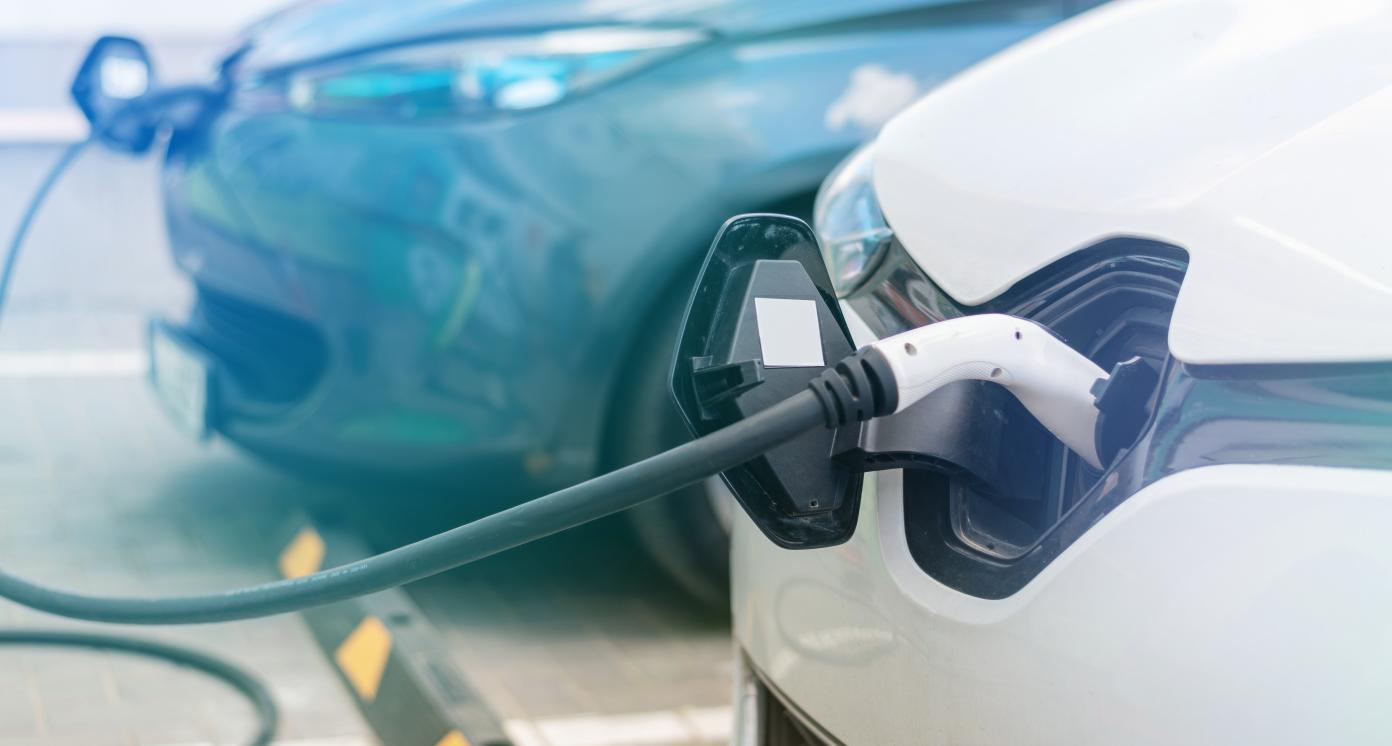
xmin=732 ymin=0 xmax=1392 ymax=743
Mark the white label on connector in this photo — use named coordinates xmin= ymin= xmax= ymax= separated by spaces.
xmin=754 ymin=297 xmax=824 ymax=367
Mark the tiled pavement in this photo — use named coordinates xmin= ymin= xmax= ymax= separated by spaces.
xmin=407 ymin=521 xmax=734 ymax=741
xmin=0 ymin=143 xmax=734 ymax=745
xmin=0 ymin=372 xmax=377 ymax=745
xmin=0 ymin=143 xmax=373 ymax=745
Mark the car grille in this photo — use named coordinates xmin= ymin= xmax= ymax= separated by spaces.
xmin=192 ymin=284 xmax=327 ymax=405
xmin=751 ymin=672 xmax=838 ymax=746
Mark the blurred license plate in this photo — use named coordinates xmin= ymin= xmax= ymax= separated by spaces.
xmin=149 ymin=324 xmax=212 ymax=438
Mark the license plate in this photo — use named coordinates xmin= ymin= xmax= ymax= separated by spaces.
xmin=148 ymin=323 xmax=212 ymax=439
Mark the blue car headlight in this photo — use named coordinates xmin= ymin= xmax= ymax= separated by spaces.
xmin=814 ymin=141 xmax=893 ymax=297
xmin=245 ymin=26 xmax=709 ymax=119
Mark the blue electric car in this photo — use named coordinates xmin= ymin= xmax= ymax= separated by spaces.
xmin=149 ymin=0 xmax=1101 ymax=603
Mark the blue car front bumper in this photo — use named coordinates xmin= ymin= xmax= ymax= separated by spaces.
xmin=157 ymin=107 xmax=656 ymax=486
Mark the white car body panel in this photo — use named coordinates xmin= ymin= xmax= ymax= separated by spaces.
xmin=873 ymin=0 xmax=1392 ymax=365
xmin=735 ymin=3 xmax=1392 ymax=741
xmin=733 ymin=464 xmax=1392 ymax=744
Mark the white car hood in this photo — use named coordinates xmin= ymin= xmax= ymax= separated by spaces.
xmin=874 ymin=0 xmax=1392 ymax=365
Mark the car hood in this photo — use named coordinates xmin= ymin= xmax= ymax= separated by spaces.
xmin=233 ymin=0 xmax=950 ymax=71
xmin=874 ymin=0 xmax=1392 ymax=365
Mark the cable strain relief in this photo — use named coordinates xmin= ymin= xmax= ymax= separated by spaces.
xmin=808 ymin=346 xmax=900 ymax=428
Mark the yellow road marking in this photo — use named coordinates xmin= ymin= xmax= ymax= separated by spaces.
xmin=436 ymin=730 xmax=471 ymax=746
xmin=279 ymin=527 xmax=326 ymax=579
xmin=335 ymin=616 xmax=392 ymax=701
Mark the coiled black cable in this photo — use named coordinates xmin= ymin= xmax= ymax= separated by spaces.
xmin=0 ymin=629 xmax=277 ymax=746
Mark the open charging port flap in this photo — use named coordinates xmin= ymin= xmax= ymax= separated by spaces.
xmin=669 ymin=214 xmax=1055 ymax=548
xmin=670 ymin=214 xmax=863 ymax=548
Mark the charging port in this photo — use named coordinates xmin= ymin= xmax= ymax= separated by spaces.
xmin=845 ymin=237 xmax=1186 ymax=596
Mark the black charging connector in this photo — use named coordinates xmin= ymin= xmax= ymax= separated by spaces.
xmin=808 ymin=346 xmax=899 ymax=428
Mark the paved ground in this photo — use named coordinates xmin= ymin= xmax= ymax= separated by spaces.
xmin=0 ymin=125 xmax=733 ymax=745
xmin=0 ymin=376 xmax=376 ymax=746
xmin=0 ymin=145 xmax=375 ymax=744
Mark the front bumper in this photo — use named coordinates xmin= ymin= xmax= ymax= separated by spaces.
xmin=732 ymin=462 xmax=1392 ymax=745
xmin=733 ymin=655 xmax=840 ymax=746
xmin=158 ymin=114 xmax=611 ymax=482
xmin=159 ymin=190 xmax=567 ymax=480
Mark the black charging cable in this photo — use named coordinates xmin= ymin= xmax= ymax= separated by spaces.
xmin=0 ymin=139 xmax=88 ymax=329
xmin=0 ymin=387 xmax=832 ymax=624
xmin=0 ymin=629 xmax=277 ymax=746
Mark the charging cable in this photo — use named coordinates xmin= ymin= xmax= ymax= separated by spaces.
xmin=0 ymin=310 xmax=1103 ymax=625
xmin=0 ymin=628 xmax=277 ymax=745
xmin=0 ymin=387 xmax=834 ymax=623
xmin=0 ymin=139 xmax=88 ymax=331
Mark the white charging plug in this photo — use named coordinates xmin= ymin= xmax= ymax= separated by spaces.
xmin=870 ymin=314 xmax=1107 ymax=467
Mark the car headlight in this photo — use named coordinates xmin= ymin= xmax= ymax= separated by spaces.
xmin=813 ymin=141 xmax=893 ymax=297
xmin=245 ymin=26 xmax=709 ymax=119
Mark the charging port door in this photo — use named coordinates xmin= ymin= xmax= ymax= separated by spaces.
xmin=671 ymin=214 xmax=862 ymax=548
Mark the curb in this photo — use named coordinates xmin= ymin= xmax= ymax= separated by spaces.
xmin=276 ymin=521 xmax=513 ymax=746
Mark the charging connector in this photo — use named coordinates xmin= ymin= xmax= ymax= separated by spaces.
xmin=869 ymin=314 xmax=1108 ymax=467
xmin=812 ymin=314 xmax=1108 ymax=466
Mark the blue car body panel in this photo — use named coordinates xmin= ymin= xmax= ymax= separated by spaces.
xmin=161 ymin=0 xmax=1098 ymax=487
xmin=235 ymin=0 xmax=1083 ymax=70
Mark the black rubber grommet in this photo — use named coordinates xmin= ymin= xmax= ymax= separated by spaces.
xmin=809 ymin=347 xmax=899 ymax=427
